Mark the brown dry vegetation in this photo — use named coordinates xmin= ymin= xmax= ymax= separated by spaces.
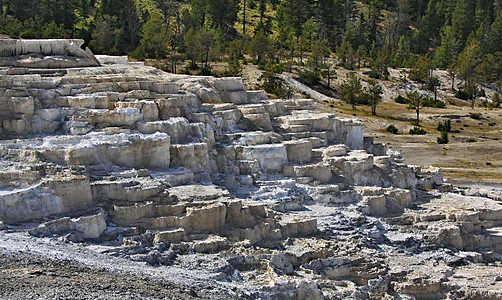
xmin=333 ymin=101 xmax=502 ymax=184
xmin=238 ymin=63 xmax=502 ymax=185
xmin=145 ymin=60 xmax=500 ymax=185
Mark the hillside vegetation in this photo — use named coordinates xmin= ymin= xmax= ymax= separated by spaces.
xmin=1 ymin=0 xmax=501 ymax=183
xmin=0 ymin=1 xmax=501 ymax=86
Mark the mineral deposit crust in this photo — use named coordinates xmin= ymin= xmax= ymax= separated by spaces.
xmin=0 ymin=40 xmax=501 ymax=299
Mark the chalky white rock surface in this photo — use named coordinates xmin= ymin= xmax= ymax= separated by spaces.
xmin=1 ymin=48 xmax=501 ymax=299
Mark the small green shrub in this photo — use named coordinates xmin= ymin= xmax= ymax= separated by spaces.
xmin=368 ymin=70 xmax=381 ymax=79
xmin=409 ymin=127 xmax=427 ymax=135
xmin=386 ymin=125 xmax=399 ymax=134
xmin=179 ymin=67 xmax=191 ymax=75
xmin=185 ymin=61 xmax=198 ymax=70
xmin=434 ymin=101 xmax=446 ymax=108
xmin=437 ymin=131 xmax=449 ymax=144
xmin=489 ymin=122 xmax=496 ymax=126
xmin=357 ymin=93 xmax=369 ymax=105
xmin=196 ymin=67 xmax=213 ymax=76
xmin=456 ymin=90 xmax=470 ymax=100
xmin=300 ymin=69 xmax=321 ymax=85
xmin=466 ymin=138 xmax=476 ymax=142
xmin=423 ymin=97 xmax=446 ymax=108
xmin=395 ymin=95 xmax=407 ymax=104
xmin=469 ymin=112 xmax=482 ymax=119
xmin=437 ymin=120 xmax=452 ymax=132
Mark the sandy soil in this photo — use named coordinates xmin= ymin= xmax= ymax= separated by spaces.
xmin=332 ymin=100 xmax=502 ymax=184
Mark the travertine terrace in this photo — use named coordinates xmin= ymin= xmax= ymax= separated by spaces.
xmin=1 ymin=39 xmax=501 ymax=299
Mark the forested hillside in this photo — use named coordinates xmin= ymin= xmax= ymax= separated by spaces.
xmin=1 ymin=0 xmax=501 ymax=87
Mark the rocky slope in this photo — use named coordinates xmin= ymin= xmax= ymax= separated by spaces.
xmin=1 ymin=40 xmax=501 ymax=299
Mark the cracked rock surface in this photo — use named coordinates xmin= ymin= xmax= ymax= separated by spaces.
xmin=1 ymin=51 xmax=501 ymax=299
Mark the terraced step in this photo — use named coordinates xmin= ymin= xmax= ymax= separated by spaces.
xmin=283 ymin=162 xmax=333 ymax=184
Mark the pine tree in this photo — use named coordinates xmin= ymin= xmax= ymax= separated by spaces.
xmin=367 ymin=0 xmax=384 ymax=47
xmin=435 ymin=25 xmax=458 ymax=68
xmin=342 ymin=73 xmax=363 ymax=109
xmin=488 ymin=10 xmax=502 ymax=54
xmin=450 ymin=0 xmax=476 ymax=54
xmin=135 ymin=13 xmax=170 ymax=59
xmin=90 ymin=15 xmax=121 ymax=54
xmin=457 ymin=39 xmax=482 ymax=107
xmin=367 ymin=79 xmax=384 ymax=115
xmin=406 ymin=91 xmax=426 ymax=125
xmin=275 ymin=0 xmax=312 ymax=36
xmin=249 ymin=30 xmax=272 ymax=64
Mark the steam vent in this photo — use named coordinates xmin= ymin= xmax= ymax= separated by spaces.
xmin=1 ymin=39 xmax=502 ymax=299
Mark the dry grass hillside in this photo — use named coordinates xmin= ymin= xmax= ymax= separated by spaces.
xmin=240 ymin=63 xmax=502 ymax=185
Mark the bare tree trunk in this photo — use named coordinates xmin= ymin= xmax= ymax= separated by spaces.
xmin=327 ymin=66 xmax=330 ymax=87
xmin=243 ymin=0 xmax=246 ymax=36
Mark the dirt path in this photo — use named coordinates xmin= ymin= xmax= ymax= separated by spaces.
xmin=0 ymin=252 xmax=197 ymax=300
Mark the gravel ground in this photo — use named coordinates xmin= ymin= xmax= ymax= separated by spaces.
xmin=0 ymin=231 xmax=243 ymax=300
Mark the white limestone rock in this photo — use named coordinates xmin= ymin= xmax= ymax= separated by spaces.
xmin=333 ymin=118 xmax=364 ymax=150
xmin=225 ymin=200 xmax=266 ymax=228
xmin=29 ymin=209 xmax=107 ymax=239
xmin=192 ymin=235 xmax=231 ymax=253
xmin=239 ymin=144 xmax=288 ymax=173
xmin=2 ymin=118 xmax=31 ymax=135
xmin=276 ymin=113 xmax=335 ymax=132
xmin=138 ymin=117 xmax=192 ymax=143
xmin=95 ymin=55 xmax=129 ymax=65
xmin=279 ymin=216 xmax=318 ymax=237
xmin=246 ymin=90 xmax=268 ymax=103
xmin=184 ymin=203 xmax=227 ymax=233
xmin=362 ymin=195 xmax=387 ymax=216
xmin=170 ymin=142 xmax=210 ymax=172
xmin=151 ymin=168 xmax=195 ymax=187
xmin=0 ymin=173 xmax=94 ymax=224
xmin=283 ymin=139 xmax=313 ymax=163
xmin=91 ymin=177 xmax=168 ymax=203
xmin=0 ymin=39 xmax=100 ymax=67
xmin=167 ymin=184 xmax=230 ymax=202
xmin=154 ymin=228 xmax=186 ymax=244
xmin=242 ymin=113 xmax=273 ymax=131
xmin=283 ymin=163 xmax=332 ymax=183
xmin=321 ymin=145 xmax=349 ymax=158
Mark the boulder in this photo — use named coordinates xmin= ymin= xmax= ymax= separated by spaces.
xmin=29 ymin=209 xmax=106 ymax=239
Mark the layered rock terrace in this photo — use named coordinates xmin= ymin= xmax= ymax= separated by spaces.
xmin=1 ymin=41 xmax=501 ymax=299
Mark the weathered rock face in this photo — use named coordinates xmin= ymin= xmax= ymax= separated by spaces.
xmin=1 ymin=50 xmax=501 ymax=299
xmin=0 ymin=169 xmax=94 ymax=224
xmin=0 ymin=38 xmax=100 ymax=68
